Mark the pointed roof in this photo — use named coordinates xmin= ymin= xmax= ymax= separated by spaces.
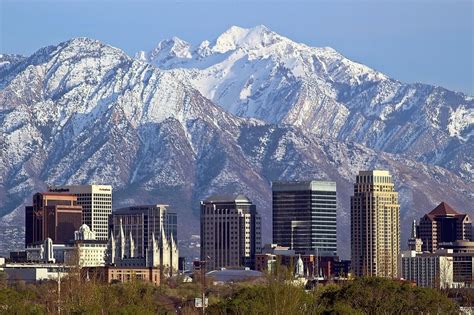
xmin=428 ymin=202 xmax=460 ymax=217
xmin=411 ymin=219 xmax=417 ymax=238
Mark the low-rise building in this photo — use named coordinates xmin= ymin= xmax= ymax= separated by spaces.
xmin=439 ymin=241 xmax=474 ymax=286
xmin=333 ymin=260 xmax=352 ymax=278
xmin=255 ymin=243 xmax=339 ymax=279
xmin=26 ymin=225 xmax=107 ymax=267
xmin=400 ymin=250 xmax=454 ymax=289
xmin=3 ymin=263 xmax=70 ymax=283
xmin=106 ymin=266 xmax=161 ymax=285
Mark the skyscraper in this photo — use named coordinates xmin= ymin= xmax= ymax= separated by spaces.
xmin=25 ymin=192 xmax=82 ymax=246
xmin=351 ymin=170 xmax=400 ymax=278
xmin=111 ymin=204 xmax=177 ymax=257
xmin=272 ymin=181 xmax=337 ymax=255
xmin=48 ymin=185 xmax=112 ymax=240
xmin=418 ymin=202 xmax=472 ymax=253
xmin=200 ymin=195 xmax=261 ymax=271
xmin=107 ymin=205 xmax=179 ymax=276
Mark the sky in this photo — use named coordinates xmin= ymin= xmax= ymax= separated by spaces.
xmin=0 ymin=0 xmax=473 ymax=94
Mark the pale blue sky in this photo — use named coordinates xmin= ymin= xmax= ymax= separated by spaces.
xmin=1 ymin=0 xmax=473 ymax=94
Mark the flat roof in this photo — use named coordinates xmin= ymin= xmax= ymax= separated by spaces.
xmin=113 ymin=204 xmax=170 ymax=214
xmin=357 ymin=170 xmax=391 ymax=176
xmin=272 ymin=180 xmax=336 ymax=192
xmin=203 ymin=194 xmax=252 ymax=203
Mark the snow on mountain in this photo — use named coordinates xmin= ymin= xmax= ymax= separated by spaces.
xmin=144 ymin=25 xmax=474 ymax=180
xmin=0 ymin=35 xmax=472 ymax=258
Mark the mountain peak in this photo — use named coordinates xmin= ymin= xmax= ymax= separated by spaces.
xmin=148 ymin=36 xmax=192 ymax=61
xmin=211 ymin=25 xmax=281 ymax=53
xmin=51 ymin=37 xmax=128 ymax=61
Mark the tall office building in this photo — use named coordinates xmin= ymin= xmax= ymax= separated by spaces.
xmin=418 ymin=202 xmax=472 ymax=253
xmin=200 ymin=195 xmax=261 ymax=271
xmin=272 ymin=181 xmax=337 ymax=255
xmin=48 ymin=185 xmax=112 ymax=240
xmin=351 ymin=170 xmax=400 ymax=278
xmin=107 ymin=204 xmax=179 ymax=275
xmin=111 ymin=204 xmax=177 ymax=257
xmin=25 ymin=192 xmax=82 ymax=246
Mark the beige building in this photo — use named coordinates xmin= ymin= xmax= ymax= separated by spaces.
xmin=49 ymin=184 xmax=112 ymax=240
xmin=106 ymin=267 xmax=161 ymax=285
xmin=351 ymin=170 xmax=400 ymax=278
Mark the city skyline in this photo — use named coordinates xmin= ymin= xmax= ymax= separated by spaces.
xmin=17 ymin=173 xmax=472 ymax=259
xmin=12 ymin=174 xmax=473 ymax=283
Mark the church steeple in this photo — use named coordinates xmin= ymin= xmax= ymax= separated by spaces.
xmin=107 ymin=230 xmax=116 ymax=264
xmin=411 ymin=220 xmax=417 ymax=238
xmin=408 ymin=219 xmax=423 ymax=253
xmin=119 ymin=218 xmax=125 ymax=259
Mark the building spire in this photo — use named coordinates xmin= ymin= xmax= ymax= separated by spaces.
xmin=295 ymin=254 xmax=304 ymax=278
xmin=107 ymin=230 xmax=116 ymax=264
xmin=119 ymin=218 xmax=125 ymax=259
xmin=411 ymin=219 xmax=417 ymax=238
xmin=128 ymin=230 xmax=135 ymax=258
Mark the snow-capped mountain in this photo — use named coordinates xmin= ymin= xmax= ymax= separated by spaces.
xmin=141 ymin=25 xmax=474 ymax=180
xmin=0 ymin=31 xmax=472 ymax=258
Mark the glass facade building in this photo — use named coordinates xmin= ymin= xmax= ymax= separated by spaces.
xmin=272 ymin=181 xmax=337 ymax=256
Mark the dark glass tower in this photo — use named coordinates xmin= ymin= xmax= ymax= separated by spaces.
xmin=272 ymin=181 xmax=337 ymax=255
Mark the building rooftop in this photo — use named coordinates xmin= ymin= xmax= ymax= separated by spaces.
xmin=428 ymin=202 xmax=460 ymax=217
xmin=358 ymin=170 xmax=391 ymax=176
xmin=272 ymin=180 xmax=336 ymax=192
xmin=113 ymin=204 xmax=169 ymax=214
xmin=203 ymin=194 xmax=252 ymax=203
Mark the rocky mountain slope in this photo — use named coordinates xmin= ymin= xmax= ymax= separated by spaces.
xmin=140 ymin=25 xmax=473 ymax=181
xmin=0 ymin=31 xmax=472 ymax=258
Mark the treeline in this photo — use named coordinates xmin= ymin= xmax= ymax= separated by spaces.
xmin=209 ymin=277 xmax=460 ymax=314
xmin=0 ymin=271 xmax=463 ymax=314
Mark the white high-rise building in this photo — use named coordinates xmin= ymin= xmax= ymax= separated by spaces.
xmin=49 ymin=185 xmax=112 ymax=240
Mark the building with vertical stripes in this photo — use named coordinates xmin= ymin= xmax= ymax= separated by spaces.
xmin=200 ymin=195 xmax=261 ymax=271
xmin=351 ymin=170 xmax=400 ymax=278
xmin=272 ymin=181 xmax=337 ymax=256
xmin=48 ymin=185 xmax=112 ymax=241
xmin=25 ymin=192 xmax=82 ymax=246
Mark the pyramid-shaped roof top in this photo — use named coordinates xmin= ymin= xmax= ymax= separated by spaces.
xmin=428 ymin=202 xmax=460 ymax=216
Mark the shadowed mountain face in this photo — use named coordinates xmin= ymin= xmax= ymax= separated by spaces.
xmin=0 ymin=28 xmax=472 ymax=258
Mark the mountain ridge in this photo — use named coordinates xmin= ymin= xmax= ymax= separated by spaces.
xmin=141 ymin=25 xmax=473 ymax=181
xmin=0 ymin=30 xmax=472 ymax=258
